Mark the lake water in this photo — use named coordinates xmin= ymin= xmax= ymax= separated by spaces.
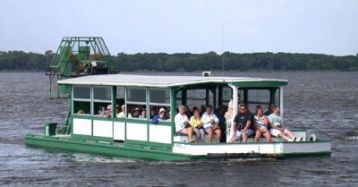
xmin=0 ymin=71 xmax=357 ymax=187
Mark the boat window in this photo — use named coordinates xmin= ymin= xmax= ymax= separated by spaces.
xmin=126 ymin=87 xmax=147 ymax=119
xmin=93 ymin=86 xmax=111 ymax=101
xmin=115 ymin=87 xmax=125 ymax=117
xmin=241 ymin=88 xmax=280 ymax=112
xmin=73 ymin=101 xmax=90 ymax=115
xmin=92 ymin=86 xmax=112 ymax=117
xmin=149 ymin=106 xmax=171 ymax=121
xmin=73 ymin=86 xmax=90 ymax=99
xmin=73 ymin=86 xmax=91 ymax=115
xmin=149 ymin=89 xmax=170 ymax=104
xmin=149 ymin=88 xmax=171 ymax=121
xmin=127 ymin=104 xmax=147 ymax=119
xmin=186 ymin=89 xmax=206 ymax=109
xmin=127 ymin=88 xmax=146 ymax=102
xmin=221 ymin=86 xmax=233 ymax=106
xmin=247 ymin=89 xmax=270 ymax=103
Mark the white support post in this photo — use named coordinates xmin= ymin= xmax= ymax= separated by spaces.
xmin=279 ymin=87 xmax=284 ymax=118
xmin=230 ymin=85 xmax=239 ymax=117
xmin=228 ymin=84 xmax=238 ymax=141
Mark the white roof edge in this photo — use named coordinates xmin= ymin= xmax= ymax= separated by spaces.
xmin=57 ymin=74 xmax=288 ymax=87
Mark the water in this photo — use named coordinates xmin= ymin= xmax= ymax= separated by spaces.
xmin=0 ymin=72 xmax=357 ymax=187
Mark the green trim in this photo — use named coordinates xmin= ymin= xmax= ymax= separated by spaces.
xmin=174 ymin=139 xmax=331 ymax=145
xmin=111 ymin=86 xmax=116 ymax=118
xmin=170 ymin=88 xmax=177 ymax=145
xmin=231 ymin=81 xmax=287 ymax=87
xmin=146 ymin=88 xmax=150 ymax=142
xmin=71 ymin=134 xmax=113 ymax=142
xmin=124 ymin=140 xmax=172 ymax=149
xmin=156 ymin=121 xmax=172 ymax=126
xmin=124 ymin=118 xmax=149 ymax=124
xmin=25 ymin=135 xmax=192 ymax=161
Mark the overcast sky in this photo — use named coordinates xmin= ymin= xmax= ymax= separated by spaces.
xmin=0 ymin=0 xmax=357 ymax=55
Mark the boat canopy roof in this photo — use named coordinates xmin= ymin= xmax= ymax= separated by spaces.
xmin=58 ymin=74 xmax=288 ymax=88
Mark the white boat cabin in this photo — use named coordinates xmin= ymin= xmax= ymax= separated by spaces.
xmin=58 ymin=74 xmax=289 ymax=145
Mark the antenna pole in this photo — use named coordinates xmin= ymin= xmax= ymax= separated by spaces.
xmin=221 ymin=25 xmax=225 ymax=73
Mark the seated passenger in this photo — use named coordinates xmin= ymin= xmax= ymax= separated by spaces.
xmin=225 ymin=93 xmax=240 ymax=120
xmin=268 ymin=106 xmax=296 ymax=142
xmin=131 ymin=107 xmax=141 ymax=118
xmin=140 ymin=110 xmax=146 ymax=119
xmin=228 ymin=104 xmax=255 ymax=143
xmin=117 ymin=105 xmax=125 ymax=118
xmin=174 ymin=105 xmax=194 ymax=143
xmin=77 ymin=109 xmax=85 ymax=115
xmin=254 ymin=106 xmax=272 ymax=142
xmin=151 ymin=108 xmax=168 ymax=124
xmin=189 ymin=108 xmax=205 ymax=142
xmin=100 ymin=105 xmax=112 ymax=118
xmin=201 ymin=105 xmax=221 ymax=143
xmin=264 ymin=103 xmax=274 ymax=116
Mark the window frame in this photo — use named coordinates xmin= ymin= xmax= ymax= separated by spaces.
xmin=72 ymin=85 xmax=92 ymax=115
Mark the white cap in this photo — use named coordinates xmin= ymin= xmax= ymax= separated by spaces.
xmin=159 ymin=108 xmax=166 ymax=113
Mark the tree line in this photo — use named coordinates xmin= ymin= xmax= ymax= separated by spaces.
xmin=1 ymin=50 xmax=357 ymax=72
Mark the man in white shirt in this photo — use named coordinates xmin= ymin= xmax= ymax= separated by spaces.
xmin=175 ymin=105 xmax=194 ymax=143
xmin=201 ymin=105 xmax=221 ymax=143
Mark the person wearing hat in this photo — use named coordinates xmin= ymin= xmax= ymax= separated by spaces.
xmin=151 ymin=108 xmax=168 ymax=124
xmin=131 ymin=107 xmax=141 ymax=118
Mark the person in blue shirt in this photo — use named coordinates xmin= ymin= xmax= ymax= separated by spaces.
xmin=151 ymin=108 xmax=168 ymax=124
xmin=268 ymin=106 xmax=296 ymax=142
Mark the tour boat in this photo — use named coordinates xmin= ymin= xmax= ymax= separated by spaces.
xmin=25 ymin=74 xmax=331 ymax=160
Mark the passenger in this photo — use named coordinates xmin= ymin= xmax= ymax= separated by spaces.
xmin=117 ymin=105 xmax=125 ymax=118
xmin=264 ymin=103 xmax=274 ymax=116
xmin=189 ymin=108 xmax=205 ymax=142
xmin=225 ymin=93 xmax=240 ymax=120
xmin=131 ymin=107 xmax=141 ymax=118
xmin=201 ymin=105 xmax=221 ymax=143
xmin=100 ymin=105 xmax=112 ymax=118
xmin=77 ymin=109 xmax=85 ymax=115
xmin=107 ymin=105 xmax=113 ymax=117
xmin=228 ymin=104 xmax=255 ymax=143
xmin=150 ymin=108 xmax=157 ymax=119
xmin=98 ymin=106 xmax=106 ymax=116
xmin=151 ymin=108 xmax=168 ymax=124
xmin=254 ymin=106 xmax=272 ymax=142
xmin=217 ymin=105 xmax=228 ymax=142
xmin=174 ymin=105 xmax=194 ymax=143
xmin=268 ymin=106 xmax=296 ymax=142
xmin=140 ymin=110 xmax=146 ymax=119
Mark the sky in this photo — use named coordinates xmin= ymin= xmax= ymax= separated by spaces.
xmin=0 ymin=0 xmax=357 ymax=56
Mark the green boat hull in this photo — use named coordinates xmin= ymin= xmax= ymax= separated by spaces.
xmin=25 ymin=134 xmax=201 ymax=161
xmin=25 ymin=134 xmax=330 ymax=161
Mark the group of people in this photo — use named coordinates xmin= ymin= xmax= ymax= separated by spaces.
xmin=228 ymin=103 xmax=297 ymax=143
xmin=173 ymin=102 xmax=298 ymax=143
xmin=79 ymin=97 xmax=298 ymax=143
xmin=174 ymin=105 xmax=222 ymax=143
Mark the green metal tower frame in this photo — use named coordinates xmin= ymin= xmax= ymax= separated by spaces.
xmin=46 ymin=37 xmax=112 ymax=98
